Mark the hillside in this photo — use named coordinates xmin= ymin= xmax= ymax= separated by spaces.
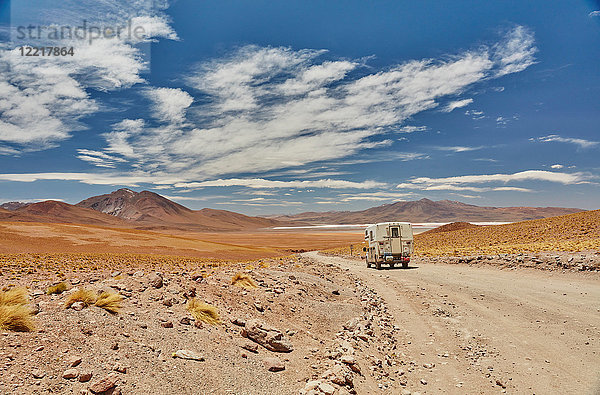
xmin=273 ymin=198 xmax=584 ymax=224
xmin=76 ymin=189 xmax=287 ymax=231
xmin=0 ymin=201 xmax=129 ymax=227
xmin=414 ymin=209 xmax=600 ymax=255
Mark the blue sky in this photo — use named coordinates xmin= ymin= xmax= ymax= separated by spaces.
xmin=0 ymin=0 xmax=599 ymax=214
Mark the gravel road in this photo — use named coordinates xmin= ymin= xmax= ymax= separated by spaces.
xmin=305 ymin=251 xmax=600 ymax=394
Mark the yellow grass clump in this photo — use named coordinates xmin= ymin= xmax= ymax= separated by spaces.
xmin=187 ymin=298 xmax=220 ymax=325
xmin=65 ymin=288 xmax=97 ymax=308
xmin=94 ymin=292 xmax=123 ymax=314
xmin=0 ymin=287 xmax=35 ymax=332
xmin=47 ymin=282 xmax=68 ymax=295
xmin=231 ymin=272 xmax=258 ymax=289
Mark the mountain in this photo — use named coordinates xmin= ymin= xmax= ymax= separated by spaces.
xmin=76 ymin=188 xmax=286 ymax=231
xmin=272 ymin=198 xmax=585 ymax=224
xmin=0 ymin=200 xmax=129 ymax=226
xmin=0 ymin=201 xmax=30 ymax=211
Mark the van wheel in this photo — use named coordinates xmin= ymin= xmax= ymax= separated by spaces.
xmin=402 ymin=261 xmax=408 ymax=269
xmin=376 ymin=261 xmax=381 ymax=270
xmin=365 ymin=258 xmax=370 ymax=268
xmin=389 ymin=262 xmax=395 ymax=268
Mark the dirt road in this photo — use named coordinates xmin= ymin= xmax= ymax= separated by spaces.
xmin=305 ymin=252 xmax=600 ymax=394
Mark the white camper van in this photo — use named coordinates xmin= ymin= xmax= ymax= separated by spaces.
xmin=363 ymin=222 xmax=414 ymax=269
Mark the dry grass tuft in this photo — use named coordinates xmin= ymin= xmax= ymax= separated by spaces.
xmin=65 ymin=288 xmax=97 ymax=308
xmin=0 ymin=288 xmax=35 ymax=332
xmin=0 ymin=287 xmax=28 ymax=306
xmin=94 ymin=292 xmax=122 ymax=314
xmin=187 ymin=298 xmax=220 ymax=325
xmin=47 ymin=282 xmax=68 ymax=295
xmin=231 ymin=272 xmax=258 ymax=289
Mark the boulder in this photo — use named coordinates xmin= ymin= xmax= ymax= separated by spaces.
xmin=242 ymin=319 xmax=293 ymax=352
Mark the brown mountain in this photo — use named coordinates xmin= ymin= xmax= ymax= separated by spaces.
xmin=0 ymin=201 xmax=30 ymax=211
xmin=0 ymin=200 xmax=129 ymax=226
xmin=76 ymin=189 xmax=285 ymax=231
xmin=272 ymin=198 xmax=585 ymax=224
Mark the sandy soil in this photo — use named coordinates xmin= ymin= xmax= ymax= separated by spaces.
xmin=0 ymin=221 xmax=362 ymax=259
xmin=306 ymin=252 xmax=600 ymax=394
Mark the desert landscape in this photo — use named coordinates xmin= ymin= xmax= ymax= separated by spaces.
xmin=1 ymin=190 xmax=599 ymax=394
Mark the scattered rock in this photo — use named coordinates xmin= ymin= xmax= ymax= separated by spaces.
xmin=110 ymin=342 xmax=119 ymax=350
xmin=79 ymin=371 xmax=93 ymax=382
xmin=71 ymin=302 xmax=85 ymax=311
xmin=89 ymin=373 xmax=119 ymax=394
xmin=180 ymin=317 xmax=191 ymax=325
xmin=332 ymin=289 xmax=340 ymax=295
xmin=263 ymin=357 xmax=285 ymax=372
xmin=343 ymin=318 xmax=359 ymax=331
xmin=254 ymin=302 xmax=264 ymax=312
xmin=161 ymin=321 xmax=173 ymax=328
xmin=148 ymin=273 xmax=163 ymax=289
xmin=318 ymin=382 xmax=336 ymax=395
xmin=241 ymin=342 xmax=259 ymax=353
xmin=32 ymin=369 xmax=45 ymax=379
xmin=113 ymin=363 xmax=127 ymax=374
xmin=172 ymin=350 xmax=205 ymax=361
xmin=63 ymin=368 xmax=79 ymax=379
xmin=67 ymin=356 xmax=82 ymax=367
xmin=231 ymin=317 xmax=246 ymax=327
xmin=420 ymin=378 xmax=428 ymax=385
xmin=242 ymin=319 xmax=294 ymax=352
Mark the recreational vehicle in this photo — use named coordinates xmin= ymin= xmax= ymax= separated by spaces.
xmin=363 ymin=222 xmax=414 ymax=269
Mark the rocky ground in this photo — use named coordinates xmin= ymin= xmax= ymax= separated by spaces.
xmin=2 ymin=250 xmax=599 ymax=394
xmin=1 ymin=254 xmax=417 ymax=394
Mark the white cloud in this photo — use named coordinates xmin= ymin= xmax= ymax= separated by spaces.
xmin=442 ymin=98 xmax=473 ymax=112
xmin=397 ymin=125 xmax=428 ymax=133
xmin=435 ymin=146 xmax=485 ymax=153
xmin=396 ymin=170 xmax=589 ymax=193
xmin=76 ymin=149 xmax=127 ymax=168
xmin=173 ymin=178 xmax=388 ymax=190
xmin=465 ymin=109 xmax=485 ymax=119
xmin=493 ymin=26 xmax=537 ymax=76
xmin=146 ymin=88 xmax=193 ymax=124
xmin=0 ymin=1 xmax=178 ymax=151
xmin=589 ymin=11 xmax=600 ymax=17
xmin=532 ymin=134 xmax=599 ymax=149
xmin=550 ymin=164 xmax=564 ymax=169
xmin=89 ymin=27 xmax=537 ymax=179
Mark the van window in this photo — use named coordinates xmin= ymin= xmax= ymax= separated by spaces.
xmin=391 ymin=227 xmax=399 ymax=238
xmin=369 ymin=231 xmax=373 ymax=241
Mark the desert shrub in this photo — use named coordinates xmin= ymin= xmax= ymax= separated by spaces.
xmin=47 ymin=282 xmax=68 ymax=295
xmin=0 ymin=288 xmax=34 ymax=332
xmin=94 ymin=292 xmax=122 ymax=314
xmin=0 ymin=287 xmax=28 ymax=306
xmin=187 ymin=298 xmax=220 ymax=325
xmin=65 ymin=288 xmax=97 ymax=308
xmin=231 ymin=272 xmax=258 ymax=289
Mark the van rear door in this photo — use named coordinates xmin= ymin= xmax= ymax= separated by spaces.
xmin=390 ymin=226 xmax=401 ymax=254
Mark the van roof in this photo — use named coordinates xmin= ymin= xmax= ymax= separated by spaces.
xmin=371 ymin=222 xmax=411 ymax=226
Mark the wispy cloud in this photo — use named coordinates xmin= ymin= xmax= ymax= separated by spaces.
xmin=84 ymin=27 xmax=537 ymax=179
xmin=0 ymin=1 xmax=178 ymax=151
xmin=531 ymin=134 xmax=599 ymax=149
xmin=173 ymin=178 xmax=388 ymax=190
xmin=396 ymin=169 xmax=592 ymax=193
xmin=435 ymin=146 xmax=485 ymax=153
xmin=442 ymin=98 xmax=473 ymax=112
xmin=589 ymin=11 xmax=600 ymax=17
xmin=397 ymin=125 xmax=428 ymax=133
xmin=465 ymin=109 xmax=486 ymax=120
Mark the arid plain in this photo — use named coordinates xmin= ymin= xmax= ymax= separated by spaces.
xmin=1 ymin=191 xmax=598 ymax=394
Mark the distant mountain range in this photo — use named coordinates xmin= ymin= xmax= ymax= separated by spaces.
xmin=269 ymin=198 xmax=584 ymax=224
xmin=0 ymin=189 xmax=286 ymax=231
xmin=0 ymin=193 xmax=585 ymax=230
